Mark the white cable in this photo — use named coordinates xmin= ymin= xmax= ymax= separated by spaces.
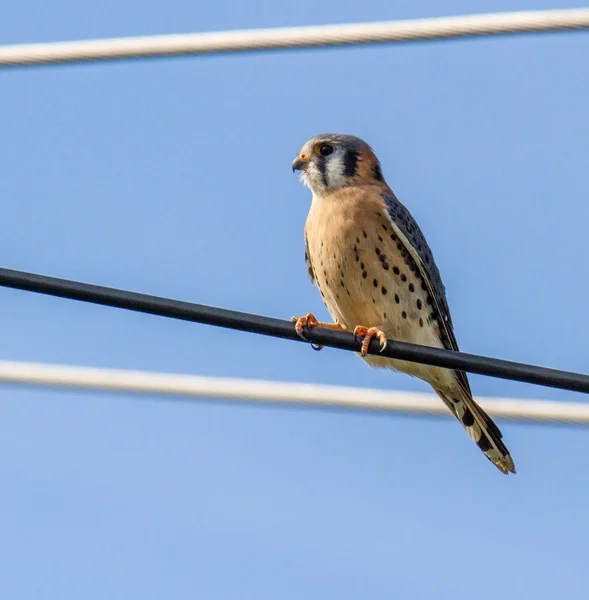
xmin=0 ymin=9 xmax=588 ymax=67
xmin=0 ymin=360 xmax=587 ymax=424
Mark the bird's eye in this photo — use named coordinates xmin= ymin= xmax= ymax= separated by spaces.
xmin=319 ymin=144 xmax=334 ymax=156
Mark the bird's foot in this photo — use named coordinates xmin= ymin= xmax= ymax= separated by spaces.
xmin=291 ymin=312 xmax=342 ymax=351
xmin=353 ymin=325 xmax=388 ymax=357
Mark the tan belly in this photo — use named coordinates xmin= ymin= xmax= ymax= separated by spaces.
xmin=306 ymin=190 xmax=452 ymax=387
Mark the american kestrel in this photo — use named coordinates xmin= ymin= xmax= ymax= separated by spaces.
xmin=292 ymin=133 xmax=515 ymax=474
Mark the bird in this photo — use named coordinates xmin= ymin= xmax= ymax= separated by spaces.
xmin=291 ymin=133 xmax=515 ymax=474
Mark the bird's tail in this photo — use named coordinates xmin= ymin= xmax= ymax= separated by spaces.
xmin=435 ymin=386 xmax=516 ymax=475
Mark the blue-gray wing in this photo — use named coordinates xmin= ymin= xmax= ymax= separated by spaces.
xmin=304 ymin=235 xmax=315 ymax=284
xmin=381 ymin=190 xmax=460 ymax=353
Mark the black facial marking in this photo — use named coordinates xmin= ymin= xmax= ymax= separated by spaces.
xmin=316 ymin=155 xmax=328 ymax=187
xmin=372 ymin=163 xmax=384 ymax=182
xmin=343 ymin=150 xmax=359 ymax=177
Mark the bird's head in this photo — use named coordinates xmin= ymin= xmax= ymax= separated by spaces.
xmin=292 ymin=133 xmax=386 ymax=195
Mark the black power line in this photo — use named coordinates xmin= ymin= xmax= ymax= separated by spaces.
xmin=0 ymin=266 xmax=588 ymax=395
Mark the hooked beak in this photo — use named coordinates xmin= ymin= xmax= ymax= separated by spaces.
xmin=292 ymin=155 xmax=308 ymax=172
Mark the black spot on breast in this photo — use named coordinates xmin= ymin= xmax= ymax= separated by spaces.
xmin=375 ymin=248 xmax=381 ymax=255
xmin=402 ymin=311 xmax=407 ymax=319
xmin=363 ymin=230 xmax=368 ymax=238
xmin=421 ymin=281 xmax=427 ymax=291
xmin=427 ymin=295 xmax=433 ymax=305
xmin=362 ymin=270 xmax=367 ymax=279
xmin=401 ymin=274 xmax=407 ymax=282
xmin=408 ymin=283 xmax=415 ymax=292
xmin=355 ymin=255 xmax=359 ymax=262
xmin=360 ymin=262 xmax=365 ymax=269
xmin=373 ymin=279 xmax=378 ymax=288
xmin=356 ymin=237 xmax=360 ymax=244
xmin=381 ymin=224 xmax=388 ymax=231
xmin=378 ymin=235 xmax=383 ymax=242
xmin=340 ymin=280 xmax=344 ymax=287
xmin=343 ymin=149 xmax=359 ymax=177
xmin=393 ymin=266 xmax=400 ymax=275
xmin=419 ymin=317 xmax=424 ymax=327
xmin=381 ymin=286 xmax=387 ymax=295
xmin=417 ymin=299 xmax=422 ymax=310
xmin=395 ymin=294 xmax=400 ymax=304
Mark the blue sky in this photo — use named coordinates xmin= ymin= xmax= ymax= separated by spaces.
xmin=1 ymin=0 xmax=588 ymax=598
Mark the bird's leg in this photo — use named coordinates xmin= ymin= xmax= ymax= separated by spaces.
xmin=291 ymin=312 xmax=343 ymax=350
xmin=353 ymin=325 xmax=388 ymax=357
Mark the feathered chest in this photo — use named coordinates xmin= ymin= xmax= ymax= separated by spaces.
xmin=304 ymin=188 xmax=428 ymax=331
